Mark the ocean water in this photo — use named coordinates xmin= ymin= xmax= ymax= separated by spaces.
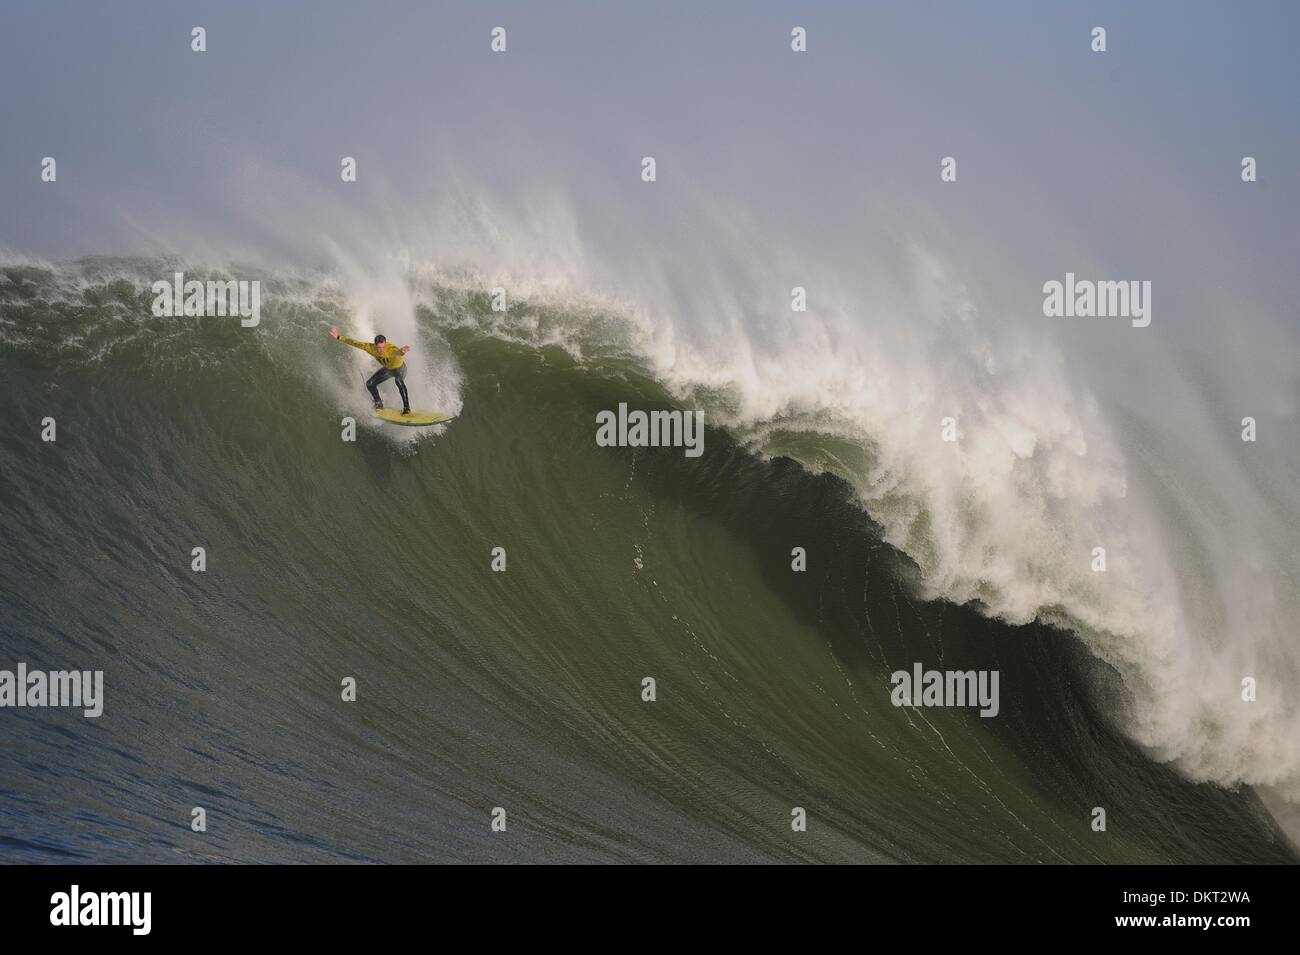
xmin=0 ymin=258 xmax=1294 ymax=863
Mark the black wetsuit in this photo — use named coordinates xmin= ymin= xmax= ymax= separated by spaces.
xmin=366 ymin=364 xmax=410 ymax=412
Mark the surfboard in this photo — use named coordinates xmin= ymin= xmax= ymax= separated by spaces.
xmin=374 ymin=409 xmax=456 ymax=427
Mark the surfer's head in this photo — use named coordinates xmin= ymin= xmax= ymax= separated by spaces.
xmin=373 ymin=334 xmax=387 ymax=346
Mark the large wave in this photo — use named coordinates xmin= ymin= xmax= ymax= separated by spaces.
xmin=5 ymin=250 xmax=1298 ymax=836
xmin=406 ymin=245 xmax=1300 ymax=819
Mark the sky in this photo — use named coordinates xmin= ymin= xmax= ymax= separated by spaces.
xmin=1 ymin=1 xmax=1296 ymax=268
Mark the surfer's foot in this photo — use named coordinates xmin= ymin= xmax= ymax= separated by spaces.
xmin=401 ymin=409 xmax=411 ymax=416
xmin=373 ymin=401 xmax=384 ymax=410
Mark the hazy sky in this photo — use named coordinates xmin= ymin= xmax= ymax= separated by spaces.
xmin=1 ymin=1 xmax=1296 ymax=265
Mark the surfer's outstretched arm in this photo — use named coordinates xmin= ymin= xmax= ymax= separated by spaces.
xmin=331 ymin=328 xmax=369 ymax=351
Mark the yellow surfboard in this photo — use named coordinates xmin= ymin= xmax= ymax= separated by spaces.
xmin=374 ymin=408 xmax=456 ymax=427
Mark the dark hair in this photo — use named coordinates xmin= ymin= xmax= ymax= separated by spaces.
xmin=373 ymin=334 xmax=387 ymax=344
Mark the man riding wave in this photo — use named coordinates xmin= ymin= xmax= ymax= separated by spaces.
xmin=330 ymin=326 xmax=412 ymax=415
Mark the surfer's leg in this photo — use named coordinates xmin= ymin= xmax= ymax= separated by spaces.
xmin=365 ymin=368 xmax=392 ymax=409
xmin=393 ymin=365 xmax=410 ymax=413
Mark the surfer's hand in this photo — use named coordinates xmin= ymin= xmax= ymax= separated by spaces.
xmin=329 ymin=326 xmax=340 ymax=339
xmin=400 ymin=345 xmax=411 ymax=354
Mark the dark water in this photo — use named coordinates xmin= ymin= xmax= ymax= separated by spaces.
xmin=0 ymin=262 xmax=1293 ymax=863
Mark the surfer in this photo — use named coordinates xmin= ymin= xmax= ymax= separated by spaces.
xmin=330 ymin=326 xmax=412 ymax=414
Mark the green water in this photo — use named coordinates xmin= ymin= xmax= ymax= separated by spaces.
xmin=0 ymin=264 xmax=1292 ymax=863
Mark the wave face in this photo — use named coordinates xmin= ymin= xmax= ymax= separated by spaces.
xmin=0 ymin=258 xmax=1293 ymax=863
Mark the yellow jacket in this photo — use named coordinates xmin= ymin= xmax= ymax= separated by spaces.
xmin=339 ymin=336 xmax=405 ymax=369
